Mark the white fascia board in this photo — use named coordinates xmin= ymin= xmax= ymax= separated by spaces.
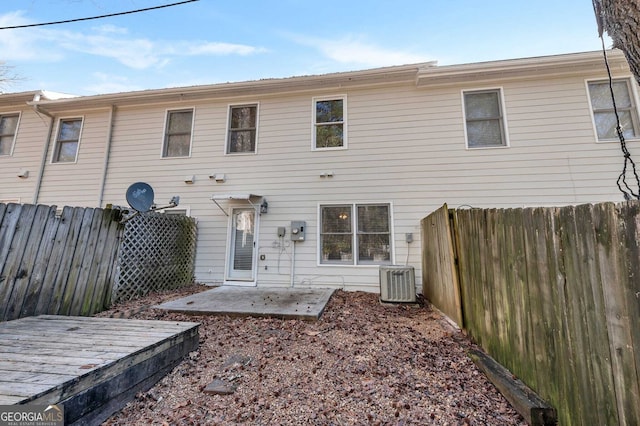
xmin=415 ymin=50 xmax=630 ymax=87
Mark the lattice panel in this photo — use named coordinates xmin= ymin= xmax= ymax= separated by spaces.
xmin=112 ymin=212 xmax=197 ymax=303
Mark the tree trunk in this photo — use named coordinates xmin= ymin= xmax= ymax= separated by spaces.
xmin=593 ymin=0 xmax=640 ymax=85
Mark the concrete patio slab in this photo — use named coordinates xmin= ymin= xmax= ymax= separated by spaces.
xmin=154 ymin=286 xmax=335 ymax=320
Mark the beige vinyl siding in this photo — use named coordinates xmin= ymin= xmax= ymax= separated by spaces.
xmin=0 ymin=107 xmax=50 ymax=203
xmin=98 ymin=75 xmax=636 ymax=291
xmin=37 ymin=110 xmax=109 ymax=207
xmin=3 ymin=54 xmax=636 ymax=292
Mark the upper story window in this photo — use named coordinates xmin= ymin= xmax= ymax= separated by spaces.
xmin=0 ymin=113 xmax=20 ymax=156
xmin=52 ymin=118 xmax=83 ymax=163
xmin=313 ymin=96 xmax=346 ymax=149
xmin=227 ymin=104 xmax=258 ymax=154
xmin=463 ymin=89 xmax=508 ymax=148
xmin=163 ymin=109 xmax=193 ymax=158
xmin=320 ymin=203 xmax=391 ymax=265
xmin=588 ymin=79 xmax=640 ymax=141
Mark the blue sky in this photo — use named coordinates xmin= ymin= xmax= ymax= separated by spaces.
xmin=0 ymin=0 xmax=610 ymax=96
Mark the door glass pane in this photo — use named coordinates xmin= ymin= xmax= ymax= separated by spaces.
xmin=233 ymin=210 xmax=254 ymax=271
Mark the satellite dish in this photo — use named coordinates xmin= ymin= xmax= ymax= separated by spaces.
xmin=126 ymin=182 xmax=154 ymax=212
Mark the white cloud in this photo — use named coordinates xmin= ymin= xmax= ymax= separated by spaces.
xmin=92 ymin=24 xmax=130 ymax=35
xmin=0 ymin=12 xmax=266 ymax=70
xmin=0 ymin=11 xmax=63 ymax=61
xmin=289 ymin=33 xmax=431 ymax=67
xmin=53 ymin=27 xmax=266 ymax=69
xmin=54 ymin=29 xmax=167 ymax=69
xmin=84 ymin=72 xmax=143 ymax=94
xmin=184 ymin=42 xmax=267 ymax=56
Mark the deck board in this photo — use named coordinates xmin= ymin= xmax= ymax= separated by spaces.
xmin=0 ymin=314 xmax=199 ymax=425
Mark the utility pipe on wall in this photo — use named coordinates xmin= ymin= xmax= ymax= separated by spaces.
xmin=290 ymin=241 xmax=296 ymax=288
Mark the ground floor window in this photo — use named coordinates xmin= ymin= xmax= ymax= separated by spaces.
xmin=320 ymin=203 xmax=391 ymax=265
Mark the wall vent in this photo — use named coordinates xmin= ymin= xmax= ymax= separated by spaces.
xmin=379 ymin=265 xmax=416 ymax=303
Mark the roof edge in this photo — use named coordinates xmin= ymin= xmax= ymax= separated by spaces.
xmin=416 ymin=50 xmax=629 ymax=87
xmin=26 ymin=62 xmax=437 ymax=111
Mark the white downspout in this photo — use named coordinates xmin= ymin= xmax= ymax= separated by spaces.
xmin=31 ymin=103 xmax=54 ymax=205
xmin=98 ymin=105 xmax=116 ymax=207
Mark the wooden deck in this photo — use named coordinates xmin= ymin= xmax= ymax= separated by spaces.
xmin=0 ymin=315 xmax=199 ymax=425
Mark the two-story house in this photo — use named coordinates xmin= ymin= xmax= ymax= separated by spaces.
xmin=0 ymin=49 xmax=637 ymax=292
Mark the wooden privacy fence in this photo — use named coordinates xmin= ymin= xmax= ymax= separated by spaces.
xmin=1 ymin=203 xmax=198 ymax=321
xmin=0 ymin=203 xmax=123 ymax=321
xmin=421 ymin=202 xmax=640 ymax=426
xmin=112 ymin=212 xmax=197 ymax=303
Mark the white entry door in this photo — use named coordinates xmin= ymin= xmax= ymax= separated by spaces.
xmin=226 ymin=208 xmax=257 ymax=283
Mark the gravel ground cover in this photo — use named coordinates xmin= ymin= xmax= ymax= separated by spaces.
xmin=99 ymin=285 xmax=525 ymax=425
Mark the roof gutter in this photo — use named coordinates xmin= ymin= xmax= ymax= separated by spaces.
xmin=415 ymin=50 xmax=630 ymax=87
xmin=24 ymin=62 xmax=434 ymax=112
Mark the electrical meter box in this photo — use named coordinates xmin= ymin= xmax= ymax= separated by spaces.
xmin=291 ymin=221 xmax=306 ymax=241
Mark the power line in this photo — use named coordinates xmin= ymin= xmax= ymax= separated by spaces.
xmin=0 ymin=0 xmax=199 ymax=30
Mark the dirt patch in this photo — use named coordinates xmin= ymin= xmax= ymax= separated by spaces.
xmin=99 ymin=285 xmax=525 ymax=425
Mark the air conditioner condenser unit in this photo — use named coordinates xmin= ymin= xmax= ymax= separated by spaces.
xmin=379 ymin=265 xmax=416 ymax=303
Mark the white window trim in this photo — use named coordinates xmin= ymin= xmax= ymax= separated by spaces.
xmin=159 ymin=205 xmax=191 ymax=216
xmin=51 ymin=116 xmax=84 ymax=164
xmin=585 ymin=77 xmax=640 ymax=143
xmin=312 ymin=95 xmax=348 ymax=151
xmin=160 ymin=107 xmax=195 ymax=158
xmin=0 ymin=111 xmax=21 ymax=157
xmin=462 ymin=87 xmax=510 ymax=150
xmin=224 ymin=102 xmax=260 ymax=155
xmin=316 ymin=201 xmax=394 ymax=267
